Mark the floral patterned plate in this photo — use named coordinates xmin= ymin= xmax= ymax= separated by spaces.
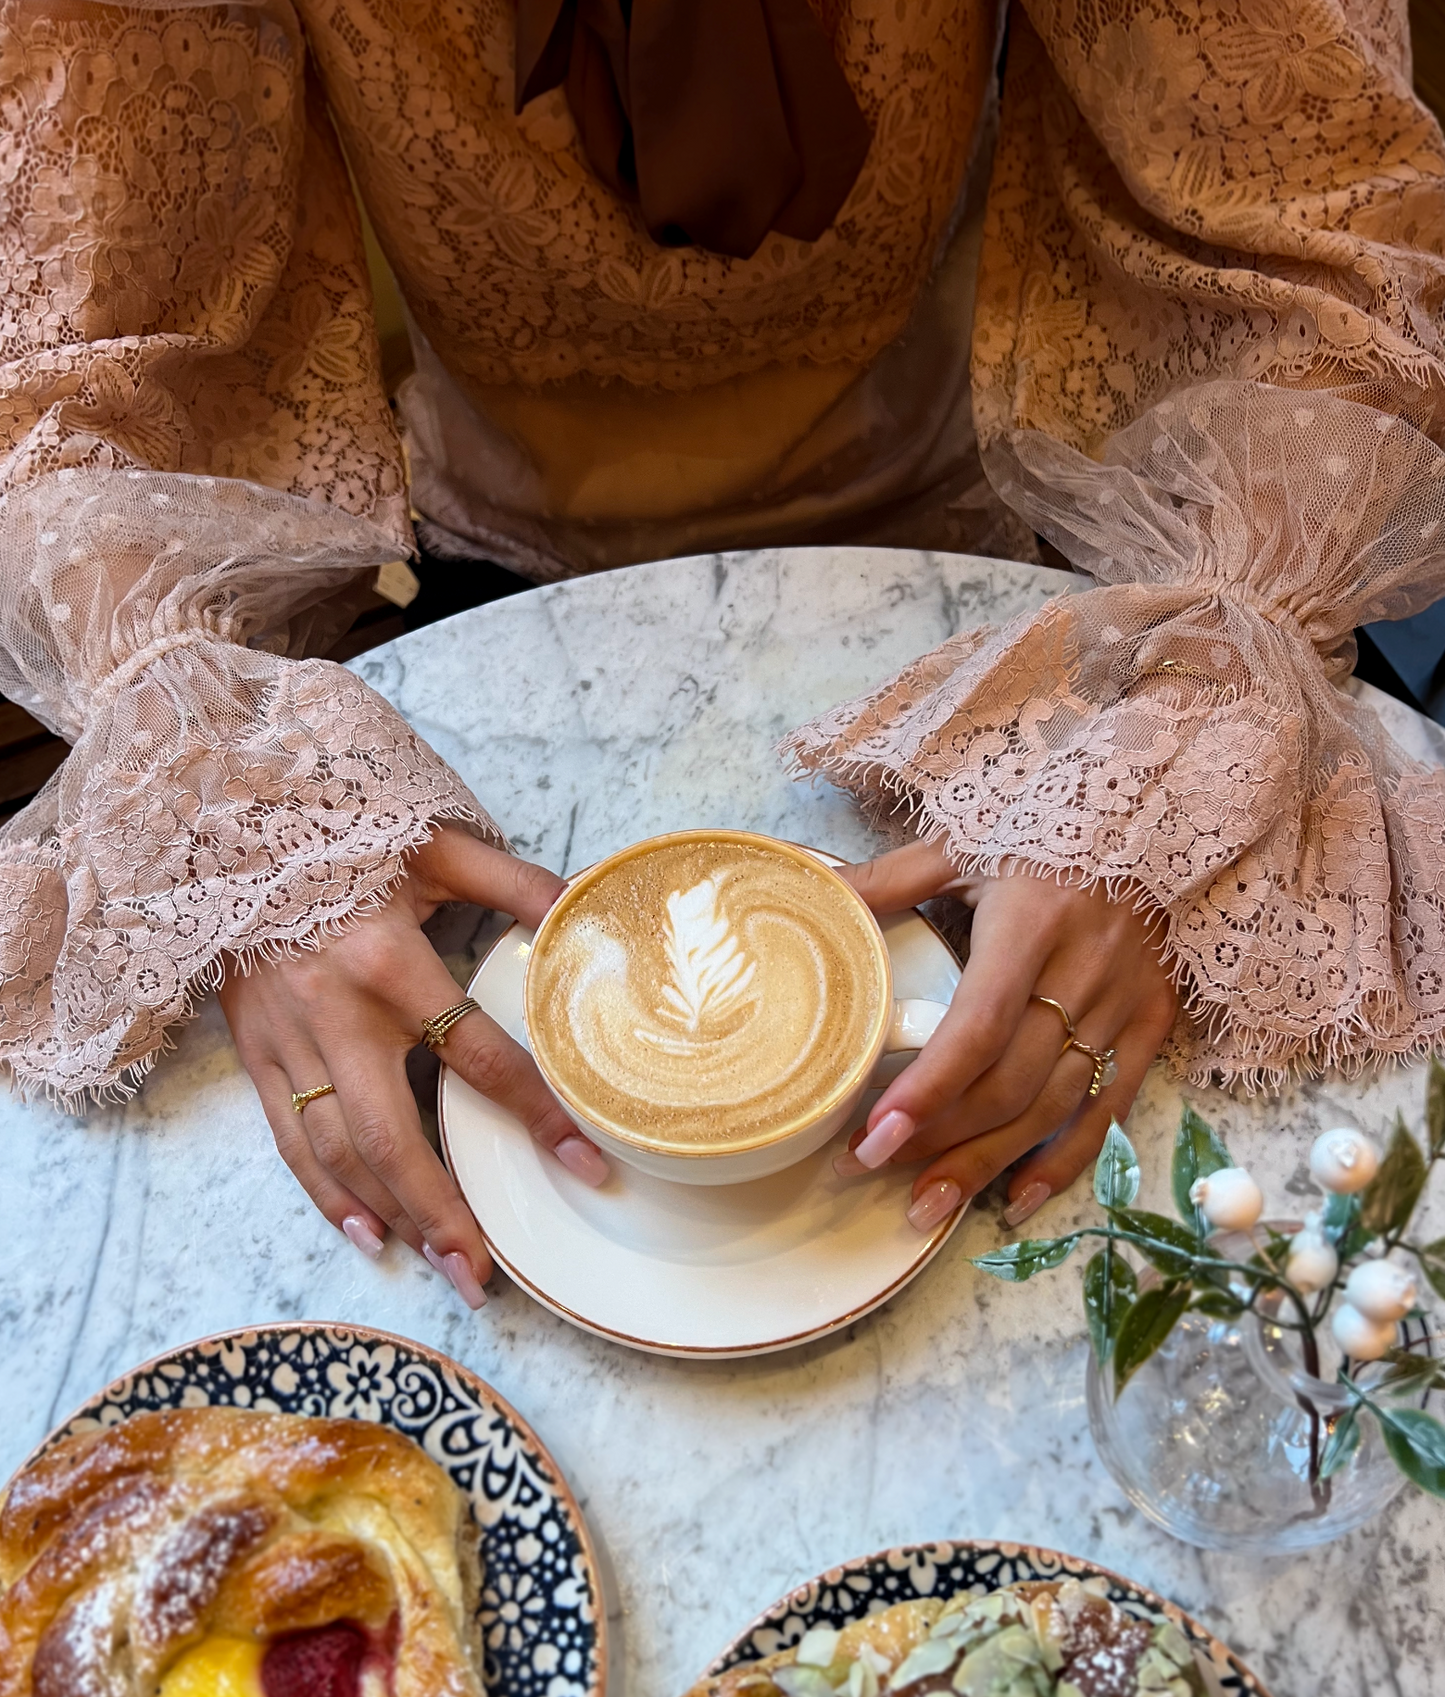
xmin=704 ymin=1540 xmax=1271 ymax=1697
xmin=13 ymin=1322 xmax=606 ymax=1697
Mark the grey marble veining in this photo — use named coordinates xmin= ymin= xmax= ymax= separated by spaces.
xmin=3 ymin=548 xmax=1443 ymax=1697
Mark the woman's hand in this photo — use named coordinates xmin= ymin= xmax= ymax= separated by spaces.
xmin=219 ymin=825 xmax=607 ymax=1308
xmin=835 ymin=839 xmax=1177 ymax=1231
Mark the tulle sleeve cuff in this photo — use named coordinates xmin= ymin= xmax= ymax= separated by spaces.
xmin=784 ymin=382 xmax=1445 ymax=1088
xmin=0 ymin=471 xmax=499 ymax=1106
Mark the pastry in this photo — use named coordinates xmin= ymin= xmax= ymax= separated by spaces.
xmin=687 ymin=1577 xmax=1206 ymax=1697
xmin=0 ymin=1407 xmax=484 ymax=1696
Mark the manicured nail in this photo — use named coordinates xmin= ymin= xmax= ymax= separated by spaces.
xmin=1003 ymin=1181 xmax=1052 ymax=1228
xmin=907 ymin=1179 xmax=962 ymax=1233
xmin=554 ymin=1135 xmax=609 ymax=1187
xmin=855 ymin=1109 xmax=915 ymax=1169
xmin=833 ymin=1148 xmax=869 ymax=1178
xmin=423 ymin=1242 xmax=488 ymax=1309
xmin=443 ymin=1251 xmax=488 ymax=1309
xmin=341 ymin=1215 xmax=384 ymax=1260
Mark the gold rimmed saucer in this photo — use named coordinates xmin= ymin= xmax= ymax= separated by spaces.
xmin=438 ymin=851 xmax=965 ymax=1358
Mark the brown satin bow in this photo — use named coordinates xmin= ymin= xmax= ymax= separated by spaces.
xmin=515 ymin=0 xmax=871 ymax=260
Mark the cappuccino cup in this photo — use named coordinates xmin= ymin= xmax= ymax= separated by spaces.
xmin=522 ymin=829 xmax=948 ymax=1185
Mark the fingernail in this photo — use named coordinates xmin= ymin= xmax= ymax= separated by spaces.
xmin=554 ymin=1134 xmax=609 ymax=1187
xmin=833 ymin=1148 xmax=869 ymax=1178
xmin=423 ymin=1242 xmax=488 ymax=1309
xmin=341 ymin=1215 xmax=384 ymax=1260
xmin=1003 ymin=1180 xmax=1052 ymax=1228
xmin=855 ymin=1109 xmax=915 ymax=1169
xmin=906 ymin=1179 xmax=962 ymax=1233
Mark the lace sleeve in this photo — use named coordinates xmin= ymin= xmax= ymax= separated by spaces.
xmin=786 ymin=0 xmax=1445 ymax=1088
xmin=0 ymin=1 xmax=496 ymax=1105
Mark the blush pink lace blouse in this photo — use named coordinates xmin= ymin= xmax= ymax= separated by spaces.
xmin=0 ymin=0 xmax=1443 ymax=1103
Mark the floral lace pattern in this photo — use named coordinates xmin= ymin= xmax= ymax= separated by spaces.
xmin=0 ymin=470 xmax=498 ymax=1104
xmin=972 ymin=2 xmax=1445 ymax=453
xmin=2 ymin=0 xmax=1445 ymax=1099
xmin=0 ymin=3 xmax=487 ymax=1102
xmin=0 ymin=0 xmax=407 ymax=532
xmin=304 ymin=0 xmax=995 ymax=391
xmin=787 ymin=388 xmax=1445 ymax=1086
xmin=791 ymin=0 xmax=1445 ymax=1084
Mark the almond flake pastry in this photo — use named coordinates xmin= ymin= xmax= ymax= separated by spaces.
xmin=688 ymin=1579 xmax=1206 ymax=1697
xmin=0 ymin=1408 xmax=485 ymax=1697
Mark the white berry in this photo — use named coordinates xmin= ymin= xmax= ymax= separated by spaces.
xmin=1330 ymin=1302 xmax=1397 ymax=1361
xmin=1189 ymin=1167 xmax=1263 ymax=1231
xmin=1285 ymin=1229 xmax=1339 ymax=1294
xmin=1343 ymin=1258 xmax=1419 ymax=1323
xmin=1309 ymin=1128 xmax=1380 ymax=1194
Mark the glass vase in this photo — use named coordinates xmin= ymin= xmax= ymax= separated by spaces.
xmin=1085 ymin=1257 xmax=1431 ymax=1552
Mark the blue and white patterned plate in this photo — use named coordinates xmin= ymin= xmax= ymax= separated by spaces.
xmin=16 ymin=1323 xmax=605 ymax=1697
xmin=705 ymin=1541 xmax=1270 ymax=1697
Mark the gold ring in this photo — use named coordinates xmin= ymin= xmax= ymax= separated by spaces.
xmin=292 ymin=1083 xmax=336 ymax=1113
xmin=1031 ymin=996 xmax=1117 ymax=1097
xmin=1134 ymin=658 xmax=1227 ymax=687
xmin=1069 ymin=1039 xmax=1120 ymax=1099
xmin=1031 ymin=994 xmax=1077 ymax=1051
xmin=421 ymin=997 xmax=481 ymax=1052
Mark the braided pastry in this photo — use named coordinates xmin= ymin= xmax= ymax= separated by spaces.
xmin=0 ymin=1408 xmax=484 ymax=1697
xmin=687 ymin=1577 xmax=1206 ymax=1697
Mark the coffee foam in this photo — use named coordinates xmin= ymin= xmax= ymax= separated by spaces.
xmin=527 ymin=840 xmax=886 ymax=1151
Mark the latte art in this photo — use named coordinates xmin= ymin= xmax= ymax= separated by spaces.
xmin=527 ymin=837 xmax=887 ymax=1152
xmin=646 ymin=876 xmax=760 ymax=1049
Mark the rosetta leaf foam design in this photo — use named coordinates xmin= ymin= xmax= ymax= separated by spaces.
xmin=657 ymin=879 xmax=757 ymax=1034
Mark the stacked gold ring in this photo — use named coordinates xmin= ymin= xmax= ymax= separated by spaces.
xmin=292 ymin=1083 xmax=336 ymax=1113
xmin=421 ymin=997 xmax=482 ymax=1052
xmin=1073 ymin=1039 xmax=1120 ymax=1099
xmin=1030 ymin=994 xmax=1118 ymax=1100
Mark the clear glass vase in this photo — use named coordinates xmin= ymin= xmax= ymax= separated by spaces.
xmin=1085 ymin=1252 xmax=1432 ymax=1552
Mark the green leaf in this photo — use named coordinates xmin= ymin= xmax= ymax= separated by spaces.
xmin=1359 ymin=1116 xmax=1428 ymax=1239
xmin=1415 ymin=1236 xmax=1445 ymax=1303
xmin=1171 ymin=1105 xmax=1232 ymax=1235
xmin=1376 ymin=1349 xmax=1445 ymax=1396
xmin=1113 ymin=1284 xmax=1191 ymax=1394
xmin=970 ymin=1236 xmax=1079 ymax=1282
xmin=1373 ymin=1406 xmax=1445 ymax=1499
xmin=1427 ymin=1056 xmax=1445 ymax=1161
xmin=1083 ymin=1248 xmax=1138 ymax=1365
xmin=1322 ymin=1190 xmax=1372 ymax=1260
xmin=1190 ymin=1289 xmax=1245 ymax=1319
xmin=1257 ymin=1225 xmax=1295 ymax=1273
xmin=1094 ymin=1120 xmax=1141 ymax=1211
xmin=1319 ymin=1408 xmax=1362 ymax=1480
xmin=1109 ymin=1208 xmax=1201 ymax=1279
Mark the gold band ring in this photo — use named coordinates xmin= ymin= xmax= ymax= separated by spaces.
xmin=421 ymin=997 xmax=482 ymax=1052
xmin=1030 ymin=995 xmax=1118 ymax=1098
xmin=292 ymin=1083 xmax=336 ymax=1113
xmin=1031 ymin=994 xmax=1077 ymax=1050
xmin=1134 ymin=658 xmax=1228 ymax=688
xmin=1070 ymin=1040 xmax=1120 ymax=1099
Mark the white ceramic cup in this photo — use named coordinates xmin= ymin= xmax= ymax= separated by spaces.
xmin=523 ymin=829 xmax=949 ymax=1186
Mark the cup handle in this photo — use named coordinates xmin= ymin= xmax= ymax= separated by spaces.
xmin=884 ymin=999 xmax=949 ymax=1053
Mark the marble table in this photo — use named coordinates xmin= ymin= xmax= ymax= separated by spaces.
xmin=4 ymin=547 xmax=1444 ymax=1697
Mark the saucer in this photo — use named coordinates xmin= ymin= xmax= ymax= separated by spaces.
xmin=438 ymin=884 xmax=964 ymax=1358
